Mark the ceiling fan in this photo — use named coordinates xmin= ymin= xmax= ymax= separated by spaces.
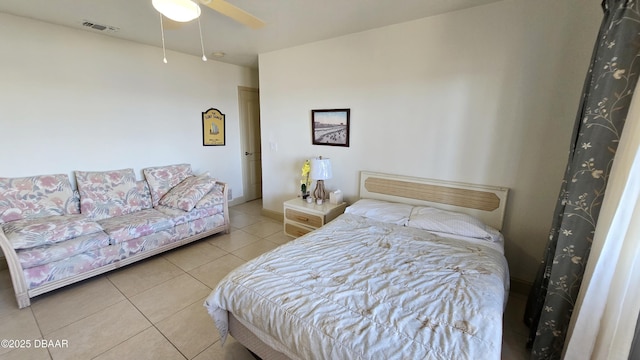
xmin=152 ymin=0 xmax=265 ymax=29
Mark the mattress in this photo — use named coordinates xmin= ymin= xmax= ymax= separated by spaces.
xmin=205 ymin=213 xmax=509 ymax=359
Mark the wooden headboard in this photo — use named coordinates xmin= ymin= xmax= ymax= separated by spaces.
xmin=359 ymin=171 xmax=509 ymax=230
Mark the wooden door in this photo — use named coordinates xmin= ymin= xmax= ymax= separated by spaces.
xmin=238 ymin=87 xmax=262 ymax=201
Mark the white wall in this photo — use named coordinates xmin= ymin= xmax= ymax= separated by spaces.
xmin=258 ymin=0 xmax=602 ymax=282
xmin=0 ymin=13 xmax=257 ymax=197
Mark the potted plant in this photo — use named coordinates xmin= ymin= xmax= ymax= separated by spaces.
xmin=300 ymin=159 xmax=311 ymax=200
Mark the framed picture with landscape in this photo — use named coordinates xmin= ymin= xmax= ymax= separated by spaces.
xmin=311 ymin=109 xmax=350 ymax=147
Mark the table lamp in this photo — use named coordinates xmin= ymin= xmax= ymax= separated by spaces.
xmin=310 ymin=156 xmax=332 ymax=204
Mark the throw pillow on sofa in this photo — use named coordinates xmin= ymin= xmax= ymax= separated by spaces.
xmin=195 ymin=183 xmax=225 ymax=209
xmin=75 ymin=168 xmax=146 ymax=220
xmin=159 ymin=174 xmax=216 ymax=211
xmin=143 ymin=164 xmax=193 ymax=207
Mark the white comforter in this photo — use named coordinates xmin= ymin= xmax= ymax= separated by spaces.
xmin=205 ymin=213 xmax=509 ymax=360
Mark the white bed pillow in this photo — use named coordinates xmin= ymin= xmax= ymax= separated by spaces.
xmin=406 ymin=206 xmax=495 ymax=240
xmin=344 ymin=199 xmax=413 ymax=225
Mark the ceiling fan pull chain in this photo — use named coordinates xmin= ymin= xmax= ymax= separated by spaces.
xmin=197 ymin=16 xmax=207 ymax=62
xmin=159 ymin=14 xmax=168 ymax=63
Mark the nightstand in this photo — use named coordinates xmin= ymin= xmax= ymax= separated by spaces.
xmin=283 ymin=198 xmax=347 ymax=238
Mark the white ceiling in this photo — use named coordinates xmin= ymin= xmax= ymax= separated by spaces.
xmin=0 ymin=0 xmax=502 ymax=68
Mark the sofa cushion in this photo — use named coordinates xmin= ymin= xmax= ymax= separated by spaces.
xmin=22 ymin=245 xmax=123 ymax=290
xmin=155 ymin=204 xmax=223 ymax=226
xmin=2 ymin=215 xmax=104 ymax=250
xmin=17 ymin=231 xmax=110 ymax=269
xmin=119 ymin=230 xmax=176 ymax=259
xmin=143 ymin=164 xmax=193 ymax=207
xmin=195 ymin=183 xmax=225 ymax=208
xmin=0 ymin=174 xmax=80 ymax=224
xmin=97 ymin=208 xmax=174 ymax=244
xmin=173 ymin=214 xmax=226 ymax=239
xmin=159 ymin=175 xmax=216 ymax=211
xmin=75 ymin=168 xmax=146 ymax=220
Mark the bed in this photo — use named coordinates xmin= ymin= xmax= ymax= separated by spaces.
xmin=204 ymin=171 xmax=510 ymax=359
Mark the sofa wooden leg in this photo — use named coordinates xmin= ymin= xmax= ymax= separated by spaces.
xmin=16 ymin=292 xmax=30 ymax=309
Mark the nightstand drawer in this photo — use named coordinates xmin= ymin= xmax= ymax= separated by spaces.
xmin=285 ymin=222 xmax=314 ymax=238
xmin=285 ymin=208 xmax=322 ymax=228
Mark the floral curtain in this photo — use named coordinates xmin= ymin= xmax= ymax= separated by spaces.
xmin=524 ymin=1 xmax=640 ymax=358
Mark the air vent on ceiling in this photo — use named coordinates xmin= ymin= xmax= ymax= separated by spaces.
xmin=81 ymin=20 xmax=119 ymax=33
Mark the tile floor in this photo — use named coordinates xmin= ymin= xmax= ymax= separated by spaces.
xmin=0 ymin=199 xmax=530 ymax=360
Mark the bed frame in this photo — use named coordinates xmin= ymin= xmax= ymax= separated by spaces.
xmin=226 ymin=171 xmax=509 ymax=359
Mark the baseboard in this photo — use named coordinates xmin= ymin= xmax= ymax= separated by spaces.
xmin=261 ymin=208 xmax=283 ymax=222
xmin=510 ymin=277 xmax=532 ymax=297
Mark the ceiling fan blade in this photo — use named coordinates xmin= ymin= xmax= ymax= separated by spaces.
xmin=199 ymin=0 xmax=265 ymax=29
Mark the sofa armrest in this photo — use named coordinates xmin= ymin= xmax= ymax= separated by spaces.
xmin=0 ymin=226 xmax=30 ymax=308
xmin=215 ymin=181 xmax=231 ymax=234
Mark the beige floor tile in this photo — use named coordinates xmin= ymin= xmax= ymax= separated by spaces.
xmin=205 ymin=231 xmax=227 ymax=243
xmin=231 ymin=240 xmax=280 ymax=261
xmin=107 ymin=256 xmax=185 ymax=297
xmin=501 ymin=293 xmax=530 ymax=359
xmin=0 ymin=269 xmax=12 ymax=290
xmin=0 ymin=308 xmax=42 ymax=356
xmin=129 ymin=273 xmax=211 ymax=323
xmin=193 ymin=337 xmax=256 ymax=360
xmin=229 ymin=213 xmax=262 ymax=229
xmin=0 ymin=346 xmax=50 ymax=360
xmin=163 ymin=241 xmax=228 ymax=272
xmin=46 ymin=300 xmax=150 ymax=360
xmin=260 ymin=214 xmax=281 ymax=223
xmin=264 ymin=231 xmax=293 ymax=245
xmin=503 ymin=294 xmax=529 ymax=337
xmin=31 ymin=276 xmax=126 ymax=335
xmin=252 ymin=216 xmax=280 ymax=227
xmin=501 ymin=330 xmax=530 ymax=360
xmin=0 ymin=270 xmax=25 ymax=320
xmin=189 ymin=254 xmax=246 ymax=289
xmin=231 ymin=201 xmax=263 ymax=217
xmin=229 ymin=208 xmax=243 ymax=215
xmin=241 ymin=221 xmax=282 ymax=238
xmin=93 ymin=326 xmax=185 ymax=360
xmin=0 ymin=288 xmax=24 ymax=320
xmin=206 ymin=230 xmax=260 ymax=252
xmin=156 ymin=297 xmax=218 ymax=359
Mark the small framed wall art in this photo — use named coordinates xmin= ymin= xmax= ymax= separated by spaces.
xmin=202 ymin=108 xmax=225 ymax=146
xmin=311 ymin=108 xmax=350 ymax=147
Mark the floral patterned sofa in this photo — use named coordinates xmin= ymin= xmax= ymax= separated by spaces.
xmin=0 ymin=164 xmax=229 ymax=308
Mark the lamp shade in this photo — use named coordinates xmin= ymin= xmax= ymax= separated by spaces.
xmin=152 ymin=0 xmax=201 ymax=22
xmin=310 ymin=157 xmax=332 ymax=180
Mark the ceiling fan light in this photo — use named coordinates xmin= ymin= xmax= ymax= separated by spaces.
xmin=152 ymin=0 xmax=201 ymax=22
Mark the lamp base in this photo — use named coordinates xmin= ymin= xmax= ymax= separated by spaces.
xmin=313 ymin=180 xmax=327 ymax=203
